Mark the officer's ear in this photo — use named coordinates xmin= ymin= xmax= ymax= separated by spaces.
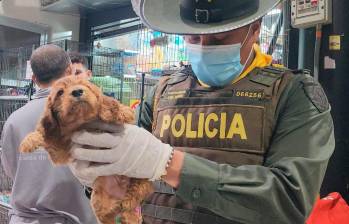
xmin=251 ymin=20 xmax=262 ymax=43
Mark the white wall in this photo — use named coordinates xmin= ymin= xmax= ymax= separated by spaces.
xmin=0 ymin=0 xmax=80 ymax=42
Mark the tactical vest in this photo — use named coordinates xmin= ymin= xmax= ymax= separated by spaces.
xmin=142 ymin=67 xmax=294 ymax=224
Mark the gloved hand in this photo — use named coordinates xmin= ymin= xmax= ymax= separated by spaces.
xmin=69 ymin=124 xmax=173 ymax=186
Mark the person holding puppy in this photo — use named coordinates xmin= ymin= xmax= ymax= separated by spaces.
xmin=69 ymin=0 xmax=335 ymax=223
xmin=0 ymin=45 xmax=97 ymax=224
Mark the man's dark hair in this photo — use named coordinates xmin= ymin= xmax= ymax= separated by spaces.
xmin=30 ymin=44 xmax=71 ymax=84
xmin=69 ymin=52 xmax=89 ymax=68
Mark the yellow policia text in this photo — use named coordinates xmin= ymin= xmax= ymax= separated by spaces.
xmin=160 ymin=113 xmax=247 ymax=140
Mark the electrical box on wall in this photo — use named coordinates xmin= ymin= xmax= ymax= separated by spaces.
xmin=291 ymin=0 xmax=332 ymax=28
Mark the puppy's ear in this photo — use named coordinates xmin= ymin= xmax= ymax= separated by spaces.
xmin=86 ymin=81 xmax=103 ymax=99
xmin=41 ymin=96 xmax=61 ymax=138
xmin=99 ymin=96 xmax=135 ymax=124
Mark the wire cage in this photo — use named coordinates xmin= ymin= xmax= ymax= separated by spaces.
xmin=89 ymin=46 xmax=126 ymax=101
xmin=0 ymin=40 xmax=72 ymax=98
xmin=59 ymin=40 xmax=136 ymax=103
xmin=260 ymin=2 xmax=289 ymax=66
xmin=0 ymin=47 xmax=33 ymax=97
xmin=136 ymin=26 xmax=188 ymax=75
xmin=90 ymin=30 xmax=163 ymax=105
xmin=0 ymin=38 xmax=160 ymax=121
xmin=87 ymin=43 xmax=159 ymax=105
xmin=0 ymin=97 xmax=28 ymax=140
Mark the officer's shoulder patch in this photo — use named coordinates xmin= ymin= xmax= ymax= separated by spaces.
xmin=250 ymin=66 xmax=287 ymax=87
xmin=167 ymin=72 xmax=189 ymax=85
xmin=301 ymin=75 xmax=329 ymax=113
xmin=291 ymin=69 xmax=311 ymax=76
xmin=161 ymin=71 xmax=173 ymax=77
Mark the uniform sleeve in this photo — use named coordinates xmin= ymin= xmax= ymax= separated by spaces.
xmin=1 ymin=120 xmax=19 ymax=180
xmin=135 ymin=85 xmax=157 ymax=132
xmin=176 ymin=75 xmax=335 ymax=223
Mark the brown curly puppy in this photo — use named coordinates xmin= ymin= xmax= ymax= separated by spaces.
xmin=19 ymin=76 xmax=153 ymax=224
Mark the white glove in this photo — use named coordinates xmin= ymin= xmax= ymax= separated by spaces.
xmin=69 ymin=124 xmax=173 ymax=185
xmin=69 ymin=159 xmax=94 ymax=187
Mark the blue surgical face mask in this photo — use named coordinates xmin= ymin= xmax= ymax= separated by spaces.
xmin=187 ymin=26 xmax=253 ymax=87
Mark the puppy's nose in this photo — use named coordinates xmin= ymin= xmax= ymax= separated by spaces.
xmin=72 ymin=89 xmax=84 ymax=97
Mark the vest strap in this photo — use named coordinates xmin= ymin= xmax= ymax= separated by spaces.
xmin=249 ymin=66 xmax=287 ymax=87
xmin=142 ymin=204 xmax=235 ymax=224
xmin=153 ymin=180 xmax=176 ymax=195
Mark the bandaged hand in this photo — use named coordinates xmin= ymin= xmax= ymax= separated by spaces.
xmin=69 ymin=124 xmax=173 ymax=185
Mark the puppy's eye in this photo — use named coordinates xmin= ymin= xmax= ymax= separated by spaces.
xmin=57 ymin=90 xmax=64 ymax=97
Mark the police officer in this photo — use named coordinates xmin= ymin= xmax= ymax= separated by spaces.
xmin=69 ymin=0 xmax=335 ymax=223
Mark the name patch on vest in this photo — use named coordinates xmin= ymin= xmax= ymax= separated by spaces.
xmin=154 ymin=104 xmax=265 ymax=153
xmin=235 ymin=90 xmax=264 ymax=99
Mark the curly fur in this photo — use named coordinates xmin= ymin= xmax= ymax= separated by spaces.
xmin=19 ymin=76 xmax=153 ymax=224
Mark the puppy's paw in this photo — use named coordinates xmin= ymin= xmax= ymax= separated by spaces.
xmin=19 ymin=132 xmax=43 ymax=153
xmin=19 ymin=141 xmax=35 ymax=153
xmin=47 ymin=149 xmax=71 ymax=165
